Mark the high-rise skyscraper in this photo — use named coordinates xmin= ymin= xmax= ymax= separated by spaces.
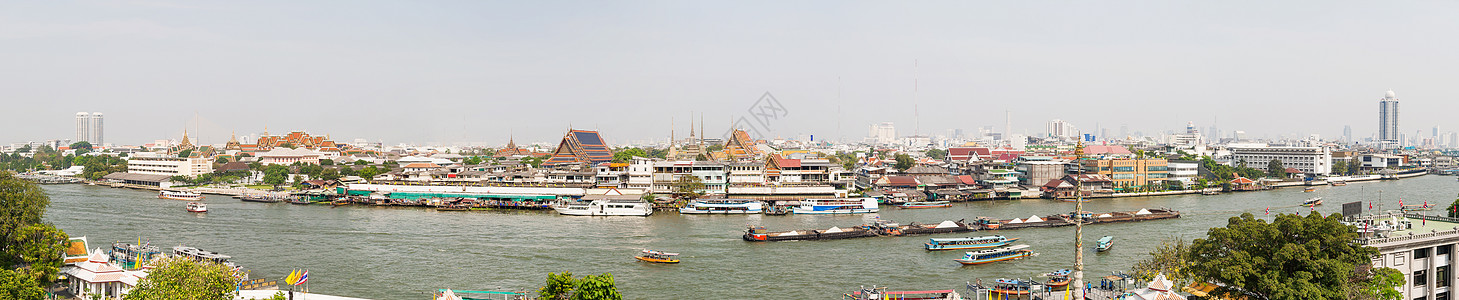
xmin=89 ymin=112 xmax=103 ymax=146
xmin=75 ymin=112 xmax=89 ymax=144
xmin=1047 ymin=119 xmax=1076 ymax=138
xmin=1343 ymin=125 xmax=1353 ymax=143
xmin=1379 ymin=90 xmax=1400 ymax=144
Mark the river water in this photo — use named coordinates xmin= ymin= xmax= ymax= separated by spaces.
xmin=42 ymin=175 xmax=1459 ymax=299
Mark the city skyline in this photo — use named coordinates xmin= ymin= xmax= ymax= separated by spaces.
xmin=6 ymin=1 xmax=1459 ymax=145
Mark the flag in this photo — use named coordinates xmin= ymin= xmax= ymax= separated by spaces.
xmin=296 ymin=270 xmax=309 ymax=285
xmin=285 ymin=269 xmax=299 ymax=285
xmin=1369 ymin=201 xmax=1373 ymax=210
xmin=1265 ymin=207 xmax=1269 ymax=215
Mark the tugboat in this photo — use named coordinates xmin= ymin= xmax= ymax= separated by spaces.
xmin=186 ymin=202 xmax=207 ymax=213
xmin=634 ymin=249 xmax=680 ymax=264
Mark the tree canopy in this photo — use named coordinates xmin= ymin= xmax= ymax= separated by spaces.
xmin=123 ymin=257 xmax=239 ymax=300
xmin=0 ymin=171 xmax=68 ymax=298
xmin=68 ymin=141 xmax=92 ymax=150
xmin=893 ymin=153 xmax=914 ymax=172
xmin=1267 ymin=159 xmax=1288 ymax=178
xmin=924 ymin=149 xmax=947 ymax=160
xmin=671 ymin=175 xmax=705 ymax=200
xmin=537 ymin=272 xmax=622 ymax=300
xmin=612 ymin=148 xmax=647 ymax=163
xmin=1187 ymin=212 xmax=1398 ymax=300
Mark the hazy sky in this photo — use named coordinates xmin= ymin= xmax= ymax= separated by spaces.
xmin=4 ymin=1 xmax=1458 ymax=146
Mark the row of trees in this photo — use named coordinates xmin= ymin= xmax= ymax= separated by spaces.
xmin=1131 ymin=212 xmax=1403 ymax=300
xmin=0 ymin=172 xmax=71 ymax=299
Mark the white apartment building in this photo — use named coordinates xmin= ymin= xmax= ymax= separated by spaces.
xmin=1228 ymin=145 xmax=1332 ymax=175
xmin=255 ymin=148 xmax=326 ymax=165
xmin=1167 ymin=160 xmax=1200 ymax=186
xmin=127 ymin=156 xmax=213 ymax=176
xmin=1360 ymin=212 xmax=1459 ymax=300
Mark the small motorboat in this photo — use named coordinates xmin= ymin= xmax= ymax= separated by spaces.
xmin=1045 ymin=276 xmax=1071 ymax=288
xmin=955 ymin=245 xmax=1035 ymax=265
xmin=1303 ymin=187 xmax=1316 ymax=193
xmin=1303 ymin=197 xmax=1323 ymax=207
xmin=1096 ymin=236 xmax=1113 ymax=252
xmin=186 ymin=202 xmax=207 ymax=213
xmin=635 ymin=249 xmax=679 ymax=264
xmin=1330 ymin=181 xmax=1347 ymax=186
xmin=436 ymin=205 xmax=471 ymax=211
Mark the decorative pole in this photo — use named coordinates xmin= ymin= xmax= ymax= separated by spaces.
xmin=1072 ymin=141 xmax=1086 ymax=300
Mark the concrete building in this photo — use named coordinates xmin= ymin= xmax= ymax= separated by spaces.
xmin=1015 ymin=159 xmax=1067 ymax=187
xmin=867 ymin=122 xmax=896 ymax=145
xmin=1167 ymin=160 xmax=1200 ymax=186
xmin=1380 ymin=90 xmax=1401 ymax=145
xmin=126 ymin=156 xmax=214 ymax=177
xmin=89 ymin=112 xmax=103 ymax=146
xmin=1081 ymin=158 xmax=1169 ymax=190
xmin=1228 ymin=145 xmax=1332 ymax=175
xmin=1047 ymin=119 xmax=1076 ymax=138
xmin=75 ymin=112 xmax=89 ymax=145
xmin=1361 ymin=154 xmax=1406 ymax=169
xmin=255 ymin=148 xmax=327 ymax=165
xmin=1358 ymin=212 xmax=1459 ymax=300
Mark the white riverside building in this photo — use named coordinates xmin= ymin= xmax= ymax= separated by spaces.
xmin=126 ymin=156 xmax=214 ymax=176
xmin=1228 ymin=145 xmax=1332 ymax=175
xmin=1359 ymin=212 xmax=1459 ymax=300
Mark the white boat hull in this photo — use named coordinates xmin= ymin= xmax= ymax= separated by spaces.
xmin=553 ymin=200 xmax=653 ymax=216
xmin=792 ymin=208 xmax=879 ymax=214
xmin=554 ymin=207 xmax=652 ymax=216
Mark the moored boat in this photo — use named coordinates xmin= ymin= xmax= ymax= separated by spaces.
xmin=895 ymin=201 xmax=951 ymax=209
xmin=679 ymin=199 xmax=762 ymax=214
xmin=1096 ymin=236 xmax=1113 ymax=252
xmin=1303 ymin=187 xmax=1316 ymax=192
xmin=954 ymin=245 xmax=1035 ymax=265
xmin=844 ymin=286 xmax=963 ymax=300
xmin=1303 ymin=197 xmax=1323 ymax=207
xmin=1045 ymin=276 xmax=1071 ymax=288
xmin=924 ymin=236 xmax=1018 ymax=251
xmin=742 ymin=225 xmax=875 ymax=241
xmin=239 ymin=194 xmax=283 ymax=203
xmin=792 ymin=198 xmax=878 ymax=214
xmin=158 ymin=190 xmax=204 ymax=201
xmin=186 ymin=202 xmax=207 ymax=213
xmin=553 ymin=199 xmax=653 ymax=216
xmin=1330 ymin=180 xmax=1347 ymax=186
xmin=634 ymin=249 xmax=680 ymax=264
xmin=436 ymin=205 xmax=471 ymax=211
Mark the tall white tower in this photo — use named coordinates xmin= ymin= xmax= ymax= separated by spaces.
xmin=1379 ymin=90 xmax=1399 ymax=144
xmin=75 ymin=112 xmax=90 ymax=144
xmin=89 ymin=112 xmax=104 ymax=146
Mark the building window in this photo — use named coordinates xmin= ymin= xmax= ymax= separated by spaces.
xmin=1417 ymin=248 xmax=1431 ymax=259
xmin=1439 ymin=292 xmax=1451 ymax=300
xmin=1416 ymin=270 xmax=1428 ymax=287
xmin=1441 ymin=265 xmax=1451 ymax=288
xmin=1441 ymin=245 xmax=1453 ymax=255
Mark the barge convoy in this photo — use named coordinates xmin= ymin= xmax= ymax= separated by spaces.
xmin=743 ymin=208 xmax=1180 ymax=242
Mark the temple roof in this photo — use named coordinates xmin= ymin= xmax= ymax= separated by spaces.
xmin=544 ymin=129 xmax=614 ymax=166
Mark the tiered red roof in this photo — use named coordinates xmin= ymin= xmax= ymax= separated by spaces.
xmin=543 ymin=129 xmax=614 ymax=166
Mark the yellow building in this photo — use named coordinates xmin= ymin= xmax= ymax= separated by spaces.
xmin=1081 ymin=158 xmax=1169 ymax=190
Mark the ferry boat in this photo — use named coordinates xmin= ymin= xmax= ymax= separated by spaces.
xmin=553 ymin=200 xmax=653 ymax=216
xmin=954 ymin=245 xmax=1035 ymax=265
xmin=1096 ymin=236 xmax=1114 ymax=252
xmin=1303 ymin=187 xmax=1316 ymax=192
xmin=895 ymin=201 xmax=951 ymax=209
xmin=1303 ymin=197 xmax=1323 ymax=207
xmin=238 ymin=194 xmax=282 ymax=203
xmin=1330 ymin=180 xmax=1348 ymax=186
xmin=924 ymin=236 xmax=1019 ymax=251
xmin=634 ymin=249 xmax=680 ymax=264
xmin=158 ymin=190 xmax=204 ymax=201
xmin=678 ymin=199 xmax=762 ymax=214
xmin=185 ymin=202 xmax=207 ymax=213
xmin=792 ymin=198 xmax=878 ymax=214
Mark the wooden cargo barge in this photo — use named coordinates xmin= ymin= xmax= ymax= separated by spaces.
xmin=743 ymin=220 xmax=973 ymax=242
xmin=973 ymin=208 xmax=1180 ymax=231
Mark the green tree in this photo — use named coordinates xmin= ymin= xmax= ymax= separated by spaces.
xmin=694 ymin=153 xmax=707 ymax=161
xmin=319 ymin=168 xmax=341 ymax=181
xmin=1348 ymin=159 xmax=1363 ymax=175
xmin=215 ymin=156 xmax=231 ymax=164
xmin=0 ymin=171 xmax=49 ymax=265
xmin=359 ymin=166 xmax=382 ymax=180
xmin=319 ymin=159 xmax=334 ymax=165
xmin=1130 ymin=237 xmax=1196 ymax=290
xmin=1332 ymin=160 xmax=1348 ymax=176
xmin=0 ymin=268 xmax=44 ymax=300
xmin=7 ymin=224 xmax=68 ymax=286
xmin=612 ymin=148 xmax=647 ymax=163
xmin=1188 ymin=212 xmax=1397 ymax=300
xmin=70 ymin=141 xmax=94 ymax=150
xmin=0 ymin=171 xmax=68 ymax=294
xmin=537 ymin=272 xmax=621 ymax=300
xmin=1448 ymin=198 xmax=1459 ymax=218
xmin=705 ymin=144 xmax=725 ymax=153
xmin=123 ymin=257 xmax=239 ymax=300
xmin=894 ymin=153 xmax=914 ymax=172
xmin=462 ymin=156 xmax=483 ymax=166
xmin=353 ymin=160 xmax=369 ymax=166
xmin=1267 ymin=159 xmax=1287 ymax=178
xmin=924 ymin=149 xmax=947 ymax=160
xmin=263 ymin=165 xmax=289 ymax=188
xmin=671 ymin=176 xmax=705 ymax=200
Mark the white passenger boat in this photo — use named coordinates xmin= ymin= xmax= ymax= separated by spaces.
xmin=679 ymin=199 xmax=763 ymax=214
xmin=792 ymin=198 xmax=879 ymax=214
xmin=186 ymin=202 xmax=207 ymax=213
xmin=158 ymin=190 xmax=204 ymax=201
xmin=553 ymin=200 xmax=653 ymax=216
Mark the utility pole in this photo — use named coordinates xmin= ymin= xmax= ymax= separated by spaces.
xmin=1072 ymin=140 xmax=1086 ymax=300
